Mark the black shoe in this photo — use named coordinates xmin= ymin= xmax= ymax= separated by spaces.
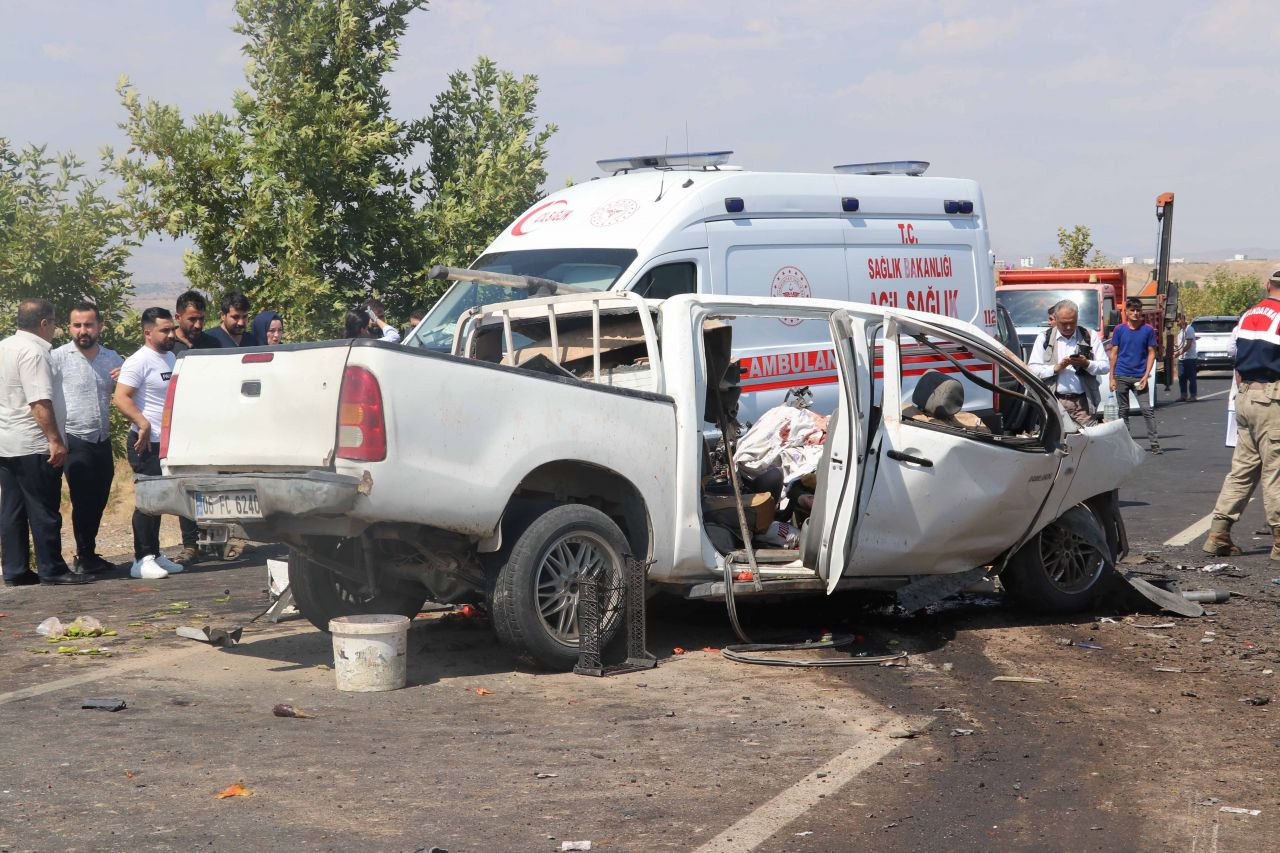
xmin=39 ymin=572 xmax=93 ymax=586
xmin=3 ymin=573 xmax=40 ymax=587
xmin=74 ymin=554 xmax=116 ymax=575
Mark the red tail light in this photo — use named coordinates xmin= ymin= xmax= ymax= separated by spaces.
xmin=336 ymin=366 xmax=386 ymax=461
xmin=159 ymin=373 xmax=179 ymax=459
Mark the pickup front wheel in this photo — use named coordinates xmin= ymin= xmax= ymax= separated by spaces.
xmin=289 ymin=550 xmax=427 ymax=632
xmin=1000 ymin=504 xmax=1114 ymax=613
xmin=488 ymin=504 xmax=628 ymax=670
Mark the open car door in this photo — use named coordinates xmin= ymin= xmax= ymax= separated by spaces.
xmin=818 ymin=309 xmax=1067 ymax=589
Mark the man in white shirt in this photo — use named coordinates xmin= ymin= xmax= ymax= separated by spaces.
xmin=1028 ymin=299 xmax=1111 ymax=426
xmin=0 ymin=298 xmax=90 ymax=586
xmin=1174 ymin=313 xmax=1199 ymax=402
xmin=51 ymin=301 xmax=124 ymax=575
xmin=112 ymin=307 xmax=186 ymax=579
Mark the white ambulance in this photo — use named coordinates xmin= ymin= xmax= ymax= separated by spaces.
xmin=407 ymin=152 xmax=1007 ymax=415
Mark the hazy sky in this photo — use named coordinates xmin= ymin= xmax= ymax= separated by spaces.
xmin=3 ymin=0 xmax=1278 ymax=280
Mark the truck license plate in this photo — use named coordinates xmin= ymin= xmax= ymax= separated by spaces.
xmin=194 ymin=490 xmax=262 ymax=520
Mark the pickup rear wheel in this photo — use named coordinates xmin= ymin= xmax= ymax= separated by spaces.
xmin=1000 ymin=504 xmax=1114 ymax=613
xmin=488 ymin=504 xmax=627 ymax=671
xmin=289 ymin=550 xmax=427 ymax=632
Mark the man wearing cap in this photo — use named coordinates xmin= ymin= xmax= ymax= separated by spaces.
xmin=1203 ymin=268 xmax=1280 ymax=560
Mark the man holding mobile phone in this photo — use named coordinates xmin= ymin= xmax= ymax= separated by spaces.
xmin=1029 ymin=299 xmax=1109 ymax=426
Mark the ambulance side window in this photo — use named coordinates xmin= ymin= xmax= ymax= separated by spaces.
xmin=633 ymin=262 xmax=697 ymax=299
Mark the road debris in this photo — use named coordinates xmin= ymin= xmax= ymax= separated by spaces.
xmin=271 ymin=703 xmax=314 ymax=718
xmin=992 ymin=676 xmax=1047 ymax=684
xmin=950 ymin=728 xmax=975 ymax=737
xmin=535 ymin=772 xmax=558 ymax=779
xmin=1220 ymin=806 xmax=1261 ymax=816
xmin=175 ymin=625 xmax=242 ymax=647
xmin=560 ymin=842 xmax=592 ymax=851
xmin=1239 ymin=696 xmax=1270 ymax=706
xmin=1182 ymin=589 xmax=1232 ymax=603
xmin=886 ymin=728 xmax=920 ymax=739
xmin=81 ymin=697 xmax=127 ymax=712
xmin=215 ymin=781 xmax=253 ymax=799
xmin=466 ymin=687 xmax=493 ymax=696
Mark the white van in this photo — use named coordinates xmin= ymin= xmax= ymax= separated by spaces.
xmin=407 ymin=152 xmax=1005 ymax=416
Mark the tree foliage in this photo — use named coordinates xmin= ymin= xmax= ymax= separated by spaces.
xmin=1177 ymin=268 xmax=1263 ymax=319
xmin=0 ymin=139 xmax=136 ymax=349
xmin=1048 ymin=224 xmax=1108 ymax=269
xmin=113 ymin=0 xmax=554 ymax=337
xmin=419 ymin=58 xmax=556 ymax=292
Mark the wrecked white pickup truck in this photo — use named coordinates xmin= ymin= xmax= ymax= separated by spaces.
xmin=138 ymin=290 xmax=1144 ymax=669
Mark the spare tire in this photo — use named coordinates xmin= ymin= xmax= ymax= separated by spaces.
xmin=289 ymin=549 xmax=427 ymax=633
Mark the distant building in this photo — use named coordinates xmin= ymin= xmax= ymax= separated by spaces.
xmin=1233 ymin=253 xmax=1248 ymax=261
xmin=1018 ymin=256 xmax=1035 ymax=268
xmin=1121 ymin=256 xmax=1135 ymax=265
xmin=1171 ymin=257 xmax=1185 ymax=264
xmin=1142 ymin=257 xmax=1156 ymax=264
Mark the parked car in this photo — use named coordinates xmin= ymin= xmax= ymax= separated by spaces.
xmin=1191 ymin=315 xmax=1239 ymax=371
xmin=137 ymin=291 xmax=1145 ymax=670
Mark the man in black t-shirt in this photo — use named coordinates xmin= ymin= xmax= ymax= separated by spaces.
xmin=206 ymin=292 xmax=260 ymax=348
xmin=172 ymin=290 xmax=221 ymax=354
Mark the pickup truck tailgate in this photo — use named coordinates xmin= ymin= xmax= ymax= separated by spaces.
xmin=166 ymin=344 xmax=351 ymax=470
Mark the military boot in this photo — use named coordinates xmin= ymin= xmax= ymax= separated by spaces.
xmin=1202 ymin=518 xmax=1242 ymax=556
xmin=1271 ymin=528 xmax=1280 ymax=564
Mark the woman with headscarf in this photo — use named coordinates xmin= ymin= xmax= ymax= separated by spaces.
xmin=251 ymin=310 xmax=284 ymax=346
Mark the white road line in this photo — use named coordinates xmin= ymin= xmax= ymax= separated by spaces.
xmin=1163 ymin=497 xmax=1251 ymax=547
xmin=1197 ymin=388 xmax=1230 ymax=400
xmin=693 ymin=715 xmax=933 ymax=853
xmin=1165 ymin=512 xmax=1215 ymax=547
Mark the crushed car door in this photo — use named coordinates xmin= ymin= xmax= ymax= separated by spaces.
xmin=807 ymin=308 xmax=876 ymax=593
xmin=824 ymin=311 xmax=1065 ymax=586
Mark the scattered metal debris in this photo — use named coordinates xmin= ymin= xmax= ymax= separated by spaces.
xmin=81 ymin=697 xmax=126 ymax=712
xmin=175 ymin=625 xmax=242 ymax=647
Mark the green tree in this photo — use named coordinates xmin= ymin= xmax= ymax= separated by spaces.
xmin=417 ymin=57 xmax=556 ymax=303
xmin=1048 ymin=224 xmax=1108 ymax=268
xmin=0 ymin=139 xmax=136 ymax=350
xmin=1176 ymin=269 xmax=1262 ymax=320
xmin=113 ymin=0 xmax=553 ymax=338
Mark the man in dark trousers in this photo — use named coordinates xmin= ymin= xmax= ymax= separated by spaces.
xmin=205 ymin=292 xmax=259 ymax=348
xmin=51 ymin=301 xmax=123 ymax=574
xmin=1204 ymin=268 xmax=1280 ymax=560
xmin=1109 ymin=296 xmax=1161 ymax=453
xmin=172 ymin=290 xmax=220 ymax=353
xmin=113 ymin=308 xmax=186 ymax=579
xmin=0 ymin=298 xmax=90 ymax=586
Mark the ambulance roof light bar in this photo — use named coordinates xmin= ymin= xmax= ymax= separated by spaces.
xmin=833 ymin=160 xmax=930 ymax=177
xmin=597 ymin=150 xmax=734 ymax=174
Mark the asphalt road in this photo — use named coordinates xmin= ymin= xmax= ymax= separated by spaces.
xmin=0 ymin=377 xmax=1276 ymax=852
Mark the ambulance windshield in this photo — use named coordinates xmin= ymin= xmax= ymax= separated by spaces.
xmin=406 ymin=248 xmax=638 ymax=351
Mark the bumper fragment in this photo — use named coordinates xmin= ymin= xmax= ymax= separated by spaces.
xmin=135 ymin=471 xmax=362 ymax=521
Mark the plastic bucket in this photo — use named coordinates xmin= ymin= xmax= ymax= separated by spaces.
xmin=329 ymin=614 xmax=410 ymax=692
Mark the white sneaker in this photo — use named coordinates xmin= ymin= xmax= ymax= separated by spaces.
xmin=130 ymin=555 xmax=169 ymax=579
xmin=154 ymin=554 xmax=185 ymax=574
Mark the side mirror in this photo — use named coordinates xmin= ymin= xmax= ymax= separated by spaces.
xmin=1108 ymin=310 xmax=1122 ymax=327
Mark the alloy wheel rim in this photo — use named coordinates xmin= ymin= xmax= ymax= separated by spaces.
xmin=1039 ymin=522 xmax=1105 ymax=594
xmin=535 ymin=531 xmax=619 ymax=645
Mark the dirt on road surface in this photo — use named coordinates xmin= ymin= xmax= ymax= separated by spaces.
xmin=0 ymin=529 xmax=1276 ymax=851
